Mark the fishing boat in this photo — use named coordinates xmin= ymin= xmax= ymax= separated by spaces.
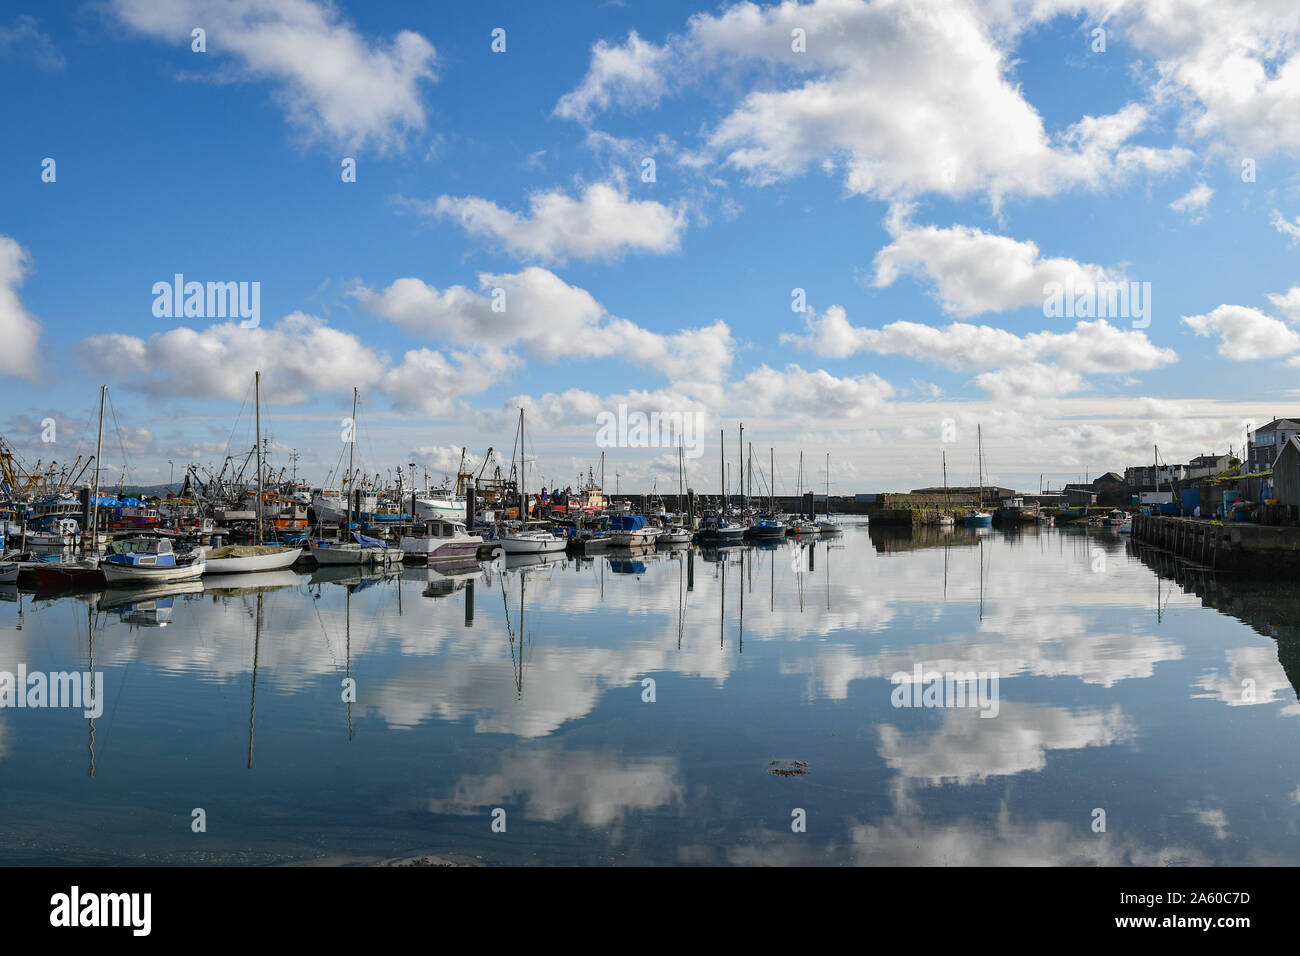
xmin=23 ymin=518 xmax=80 ymax=548
xmin=107 ymin=499 xmax=161 ymax=531
xmin=994 ymin=496 xmax=1039 ymax=524
xmin=29 ymin=496 xmax=83 ymax=531
xmin=0 ymin=553 xmax=20 ymax=584
xmin=413 ymin=486 xmax=467 ymax=521
xmin=101 ymin=535 xmax=205 ymax=584
xmin=311 ymin=488 xmax=379 ymax=523
xmin=1098 ymin=511 xmax=1133 ymax=533
xmin=398 ymin=517 xmax=483 ymax=563
xmin=609 ymin=513 xmax=661 ymax=547
xmin=15 ymin=553 xmax=105 ymax=590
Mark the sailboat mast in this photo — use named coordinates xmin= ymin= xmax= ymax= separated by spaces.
xmin=346 ymin=387 xmax=357 ymax=533
xmin=943 ymin=449 xmax=950 ymax=510
xmin=977 ymin=424 xmax=984 ymax=508
xmin=519 ymin=408 xmax=526 ymax=523
xmin=737 ymin=423 xmax=743 ymax=514
xmin=255 ymin=370 xmax=263 ymax=545
xmin=769 ymin=447 xmax=774 ymax=513
xmin=719 ymin=429 xmax=725 ymax=511
xmin=790 ymin=452 xmax=800 ymax=520
xmin=89 ymin=385 xmax=106 ymax=554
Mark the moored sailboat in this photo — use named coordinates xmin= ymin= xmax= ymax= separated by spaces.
xmin=818 ymin=452 xmax=844 ymax=534
xmin=961 ymin=425 xmax=993 ymax=527
xmin=207 ymin=371 xmax=304 ymax=574
xmin=499 ymin=409 xmax=567 ymax=555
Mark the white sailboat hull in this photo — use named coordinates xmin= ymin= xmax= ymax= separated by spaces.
xmin=203 ymin=547 xmax=303 ymax=575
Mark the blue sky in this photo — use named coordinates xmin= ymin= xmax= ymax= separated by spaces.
xmin=3 ymin=0 xmax=1300 ymax=495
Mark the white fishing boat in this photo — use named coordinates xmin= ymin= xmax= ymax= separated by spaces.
xmin=398 ymin=517 xmax=483 ymax=562
xmin=0 ymin=553 xmax=20 ymax=584
xmin=24 ymin=517 xmax=80 ymax=548
xmin=311 ymin=489 xmax=378 ymax=523
xmin=413 ymin=489 xmax=467 ymax=521
xmin=101 ymin=536 xmax=205 ymax=584
xmin=202 ymin=544 xmax=303 ymax=575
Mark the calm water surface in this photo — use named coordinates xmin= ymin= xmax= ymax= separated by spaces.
xmin=2 ymin=523 xmax=1298 ymax=865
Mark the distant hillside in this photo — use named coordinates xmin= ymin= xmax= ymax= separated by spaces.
xmin=117 ymin=483 xmax=185 ymax=498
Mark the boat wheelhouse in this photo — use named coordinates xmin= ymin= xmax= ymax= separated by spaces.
xmin=398 ymin=518 xmax=483 ymax=563
xmin=109 ymin=498 xmax=161 ymax=530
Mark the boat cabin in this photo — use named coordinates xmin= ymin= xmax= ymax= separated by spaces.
xmin=418 ymin=518 xmax=468 ymax=538
xmin=107 ymin=536 xmax=177 ymax=568
xmin=609 ymin=514 xmax=650 ymax=532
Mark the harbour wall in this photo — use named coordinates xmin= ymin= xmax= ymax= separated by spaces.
xmin=1132 ymin=513 xmax=1300 ymax=573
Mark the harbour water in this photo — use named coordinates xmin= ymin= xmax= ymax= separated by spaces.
xmin=1 ymin=522 xmax=1298 ymax=865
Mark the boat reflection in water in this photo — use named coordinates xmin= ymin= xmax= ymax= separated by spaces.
xmin=99 ymin=580 xmax=204 ymax=627
xmin=4 ymin=522 xmax=1300 ymax=866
